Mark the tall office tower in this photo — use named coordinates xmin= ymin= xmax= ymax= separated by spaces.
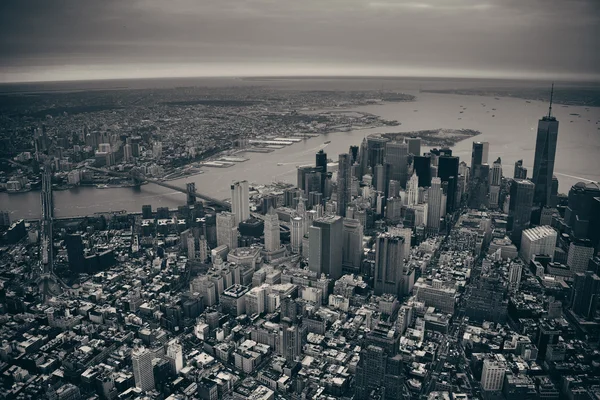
xmin=471 ymin=141 xmax=489 ymax=170
xmin=316 ymin=149 xmax=328 ymax=194
xmin=166 ymin=340 xmax=184 ymax=374
xmin=412 ymin=155 xmax=432 ymax=187
xmin=279 ymin=325 xmax=302 ymax=362
xmin=152 ymin=141 xmax=162 ymax=158
xmin=142 ymin=204 xmax=153 ymax=219
xmin=198 ymin=236 xmax=208 ymax=262
xmin=407 ymin=137 xmax=421 ymax=156
xmin=550 ymin=175 xmax=559 ymax=207
xmin=571 ymin=271 xmax=600 ymax=320
xmin=374 ymin=233 xmax=405 ymax=297
xmin=230 ymin=180 xmax=249 ymax=225
xmin=342 ymin=218 xmax=364 ymax=273
xmin=519 ymin=226 xmax=557 ymax=263
xmin=0 ymin=210 xmax=10 ymax=227
xmin=427 ymin=178 xmax=443 ymax=233
xmin=98 ymin=142 xmax=112 ymax=153
xmin=430 ymin=165 xmax=438 ymax=179
xmin=187 ymin=236 xmax=196 ymax=259
xmin=564 ymin=182 xmax=600 ymax=242
xmin=488 ymin=158 xmax=503 ymax=209
xmin=468 ymin=163 xmax=490 ymax=210
xmin=388 ymin=180 xmax=401 ymax=198
xmin=123 ymin=144 xmax=133 ymax=161
xmin=514 ymin=159 xmax=528 ymax=179
xmin=359 ymin=137 xmax=369 ymax=179
xmin=367 ymin=135 xmax=388 ymax=169
xmin=216 ymin=212 xmax=238 ymax=251
xmin=532 ymin=86 xmax=559 ymax=207
xmin=261 ymin=195 xmax=278 ymax=215
xmin=509 ymin=261 xmax=523 ymax=292
xmin=429 ymin=148 xmax=440 ymax=167
xmin=438 ymin=155 xmax=459 ymax=213
xmin=355 ymin=346 xmax=386 ymax=400
xmin=490 ymin=158 xmax=503 ymax=186
xmin=388 ymin=227 xmax=412 ymax=260
xmin=308 ymin=191 xmax=323 ymax=208
xmin=296 ymin=195 xmax=307 ymax=215
xmin=508 ymin=179 xmax=535 ymax=247
xmin=459 ymin=161 xmax=470 ymax=183
xmin=385 ymin=197 xmax=404 ymax=224
xmin=480 ymin=357 xmax=506 ymax=392
xmin=567 ymin=239 xmax=595 ymax=274
xmin=263 ymin=207 xmax=280 ymax=252
xmin=284 ymin=187 xmax=302 ymax=207
xmin=308 ymin=216 xmax=343 ymax=279
xmin=385 ymin=140 xmax=409 ymax=187
xmin=315 ymin=149 xmax=327 ymax=175
xmin=592 ymin=197 xmax=600 ymax=252
xmin=128 ymin=136 xmax=141 ymax=157
xmin=132 ymin=347 xmax=155 ymax=392
xmin=349 ymin=145 xmax=359 ymax=164
xmin=297 ymin=165 xmax=321 ymax=194
xmin=374 ymin=164 xmax=386 ymax=193
xmin=406 ymin=172 xmax=420 ymax=206
xmin=489 ymin=185 xmax=501 ymax=209
xmin=304 ymin=167 xmax=325 ymax=198
xmin=336 ymin=153 xmax=352 ymax=217
xmin=291 ymin=217 xmax=303 ymax=254
xmin=65 ymin=234 xmax=85 ymax=273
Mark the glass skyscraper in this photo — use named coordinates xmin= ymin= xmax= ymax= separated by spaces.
xmin=336 ymin=153 xmax=352 ymax=217
xmin=471 ymin=141 xmax=489 ymax=170
xmin=532 ymin=91 xmax=559 ymax=208
xmin=508 ymin=179 xmax=535 ymax=247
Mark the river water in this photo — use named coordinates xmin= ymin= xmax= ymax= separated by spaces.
xmin=2 ymin=91 xmax=599 ymax=219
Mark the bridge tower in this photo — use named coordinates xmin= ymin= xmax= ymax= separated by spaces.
xmin=186 ymin=182 xmax=196 ymax=206
xmin=130 ymin=167 xmax=144 ymax=186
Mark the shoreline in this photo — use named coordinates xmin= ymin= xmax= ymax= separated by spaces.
xmin=3 ymin=91 xmax=599 ymax=219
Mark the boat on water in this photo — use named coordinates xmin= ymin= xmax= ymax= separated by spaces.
xmin=324 ymin=141 xmax=331 ymax=144
xmin=96 ymin=183 xmax=139 ymax=189
xmin=277 ymin=163 xmax=284 ymax=166
xmin=6 ymin=187 xmax=32 ymax=194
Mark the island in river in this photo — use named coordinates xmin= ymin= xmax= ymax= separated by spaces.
xmin=380 ymin=128 xmax=481 ymax=147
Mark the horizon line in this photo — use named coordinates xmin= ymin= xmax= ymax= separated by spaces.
xmin=2 ymin=73 xmax=600 ymax=86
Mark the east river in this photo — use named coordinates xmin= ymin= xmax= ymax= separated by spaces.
xmin=2 ymin=91 xmax=599 ymax=219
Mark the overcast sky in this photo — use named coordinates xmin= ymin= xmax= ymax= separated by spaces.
xmin=1 ymin=0 xmax=599 ymax=82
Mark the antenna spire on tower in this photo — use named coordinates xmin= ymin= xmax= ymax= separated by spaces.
xmin=548 ymin=82 xmax=554 ymax=118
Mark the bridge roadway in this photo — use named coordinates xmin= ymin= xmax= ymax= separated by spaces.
xmin=84 ymin=166 xmax=231 ymax=210
xmin=40 ymin=167 xmax=69 ymax=301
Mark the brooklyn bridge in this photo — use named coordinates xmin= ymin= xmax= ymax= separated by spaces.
xmin=84 ymin=166 xmax=231 ymax=210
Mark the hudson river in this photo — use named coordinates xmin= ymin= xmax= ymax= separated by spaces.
xmin=2 ymin=91 xmax=599 ymax=219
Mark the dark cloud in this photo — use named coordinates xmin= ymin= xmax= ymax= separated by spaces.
xmin=0 ymin=0 xmax=598 ymax=82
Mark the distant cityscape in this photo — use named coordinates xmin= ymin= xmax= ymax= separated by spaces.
xmin=1 ymin=83 xmax=600 ymax=400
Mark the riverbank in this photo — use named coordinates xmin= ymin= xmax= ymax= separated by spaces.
xmin=2 ymin=91 xmax=599 ymax=220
